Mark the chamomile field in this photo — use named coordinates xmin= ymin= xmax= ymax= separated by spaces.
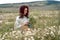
xmin=0 ymin=1 xmax=60 ymax=40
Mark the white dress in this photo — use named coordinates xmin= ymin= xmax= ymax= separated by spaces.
xmin=14 ymin=16 xmax=29 ymax=29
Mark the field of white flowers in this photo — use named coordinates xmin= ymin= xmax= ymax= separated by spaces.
xmin=0 ymin=10 xmax=60 ymax=40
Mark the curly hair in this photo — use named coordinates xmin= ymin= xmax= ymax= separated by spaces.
xmin=19 ymin=5 xmax=29 ymax=18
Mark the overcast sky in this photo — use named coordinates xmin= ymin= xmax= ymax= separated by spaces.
xmin=0 ymin=0 xmax=60 ymax=4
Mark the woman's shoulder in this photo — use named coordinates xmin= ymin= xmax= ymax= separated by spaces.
xmin=16 ymin=16 xmax=20 ymax=20
xmin=16 ymin=16 xmax=19 ymax=18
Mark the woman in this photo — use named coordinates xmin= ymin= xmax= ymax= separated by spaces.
xmin=14 ymin=5 xmax=31 ymax=31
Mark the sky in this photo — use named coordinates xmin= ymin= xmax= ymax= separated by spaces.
xmin=0 ymin=0 xmax=60 ymax=4
xmin=0 ymin=0 xmax=42 ymax=4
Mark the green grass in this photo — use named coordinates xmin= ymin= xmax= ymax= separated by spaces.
xmin=0 ymin=10 xmax=59 ymax=40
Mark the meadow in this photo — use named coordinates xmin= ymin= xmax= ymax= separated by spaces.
xmin=0 ymin=1 xmax=60 ymax=40
xmin=0 ymin=9 xmax=60 ymax=40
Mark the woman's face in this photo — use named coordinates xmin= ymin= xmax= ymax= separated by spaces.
xmin=24 ymin=8 xmax=27 ymax=15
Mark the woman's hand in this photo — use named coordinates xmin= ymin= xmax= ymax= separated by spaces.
xmin=21 ymin=22 xmax=29 ymax=26
xmin=24 ymin=22 xmax=29 ymax=26
xmin=20 ymin=22 xmax=29 ymax=31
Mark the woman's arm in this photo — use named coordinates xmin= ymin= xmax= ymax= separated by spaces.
xmin=14 ymin=17 xmax=22 ymax=30
xmin=23 ymin=18 xmax=29 ymax=26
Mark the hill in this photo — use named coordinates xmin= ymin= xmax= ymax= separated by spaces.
xmin=0 ymin=1 xmax=60 ymax=13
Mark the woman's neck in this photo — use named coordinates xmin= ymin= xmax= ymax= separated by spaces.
xmin=19 ymin=16 xmax=26 ymax=18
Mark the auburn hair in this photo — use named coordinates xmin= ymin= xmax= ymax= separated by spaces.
xmin=19 ymin=5 xmax=29 ymax=18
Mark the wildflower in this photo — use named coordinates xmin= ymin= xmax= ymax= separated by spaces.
xmin=15 ymin=36 xmax=18 ymax=38
xmin=25 ymin=30 xmax=32 ymax=36
xmin=0 ymin=20 xmax=3 ymax=24
xmin=41 ymin=37 xmax=44 ymax=40
xmin=58 ymin=30 xmax=60 ymax=35
xmin=33 ymin=16 xmax=38 ymax=19
xmin=31 ymin=36 xmax=34 ymax=40
xmin=12 ymin=30 xmax=16 ymax=34
xmin=28 ymin=38 xmax=31 ymax=40
xmin=1 ymin=32 xmax=8 ymax=40
xmin=24 ymin=37 xmax=27 ymax=40
xmin=50 ymin=31 xmax=55 ymax=37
